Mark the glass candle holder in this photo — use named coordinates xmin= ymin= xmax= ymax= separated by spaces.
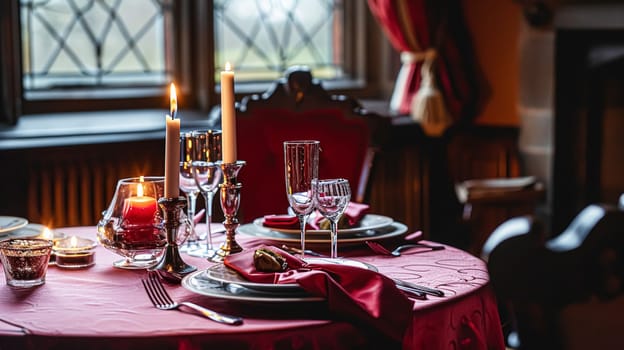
xmin=0 ymin=238 xmax=53 ymax=288
xmin=97 ymin=176 xmax=167 ymax=269
xmin=53 ymin=236 xmax=97 ymax=269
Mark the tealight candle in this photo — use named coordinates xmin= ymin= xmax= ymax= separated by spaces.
xmin=53 ymin=236 xmax=97 ymax=269
xmin=38 ymin=227 xmax=66 ymax=265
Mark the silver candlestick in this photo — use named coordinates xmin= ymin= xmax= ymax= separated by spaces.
xmin=214 ymin=160 xmax=246 ymax=261
xmin=152 ymin=196 xmax=197 ymax=275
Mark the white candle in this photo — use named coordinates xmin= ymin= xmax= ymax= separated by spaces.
xmin=221 ymin=62 xmax=237 ymax=163
xmin=164 ymin=83 xmax=180 ymax=198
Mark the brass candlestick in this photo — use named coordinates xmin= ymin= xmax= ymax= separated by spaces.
xmin=214 ymin=160 xmax=246 ymax=261
xmin=153 ymin=196 xmax=197 ymax=276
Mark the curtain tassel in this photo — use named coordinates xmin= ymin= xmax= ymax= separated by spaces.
xmin=410 ymin=50 xmax=453 ymax=137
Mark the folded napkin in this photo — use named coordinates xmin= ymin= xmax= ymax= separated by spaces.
xmin=310 ymin=202 xmax=370 ymax=229
xmin=224 ymin=246 xmax=414 ymax=343
xmin=262 ymin=214 xmax=313 ymax=230
xmin=263 ymin=202 xmax=370 ymax=231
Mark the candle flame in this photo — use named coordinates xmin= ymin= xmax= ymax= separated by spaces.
xmin=137 ymin=182 xmax=144 ymax=197
xmin=169 ymin=83 xmax=177 ymax=119
xmin=42 ymin=227 xmax=52 ymax=240
xmin=70 ymin=236 xmax=78 ymax=248
xmin=225 ymin=62 xmax=232 ymax=71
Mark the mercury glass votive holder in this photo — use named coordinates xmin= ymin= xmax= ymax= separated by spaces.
xmin=0 ymin=238 xmax=53 ymax=288
xmin=97 ymin=176 xmax=167 ymax=269
xmin=53 ymin=236 xmax=97 ymax=269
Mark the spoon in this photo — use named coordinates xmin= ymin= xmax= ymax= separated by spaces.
xmin=365 ymin=240 xmax=444 ymax=257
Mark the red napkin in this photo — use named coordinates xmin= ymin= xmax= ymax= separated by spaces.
xmin=224 ymin=246 xmax=414 ymax=343
xmin=310 ymin=202 xmax=370 ymax=229
xmin=262 ymin=214 xmax=313 ymax=230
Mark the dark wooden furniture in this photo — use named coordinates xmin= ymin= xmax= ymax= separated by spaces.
xmin=552 ymin=5 xmax=624 ymax=234
xmin=483 ymin=203 xmax=624 ymax=350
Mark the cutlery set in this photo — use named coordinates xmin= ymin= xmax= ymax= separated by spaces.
xmin=142 ymin=231 xmax=445 ymax=324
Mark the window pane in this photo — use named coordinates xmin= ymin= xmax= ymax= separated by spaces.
xmin=20 ymin=0 xmax=172 ymax=91
xmin=214 ymin=0 xmax=345 ymax=83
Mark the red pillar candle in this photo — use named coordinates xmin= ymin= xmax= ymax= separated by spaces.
xmin=122 ymin=180 xmax=158 ymax=226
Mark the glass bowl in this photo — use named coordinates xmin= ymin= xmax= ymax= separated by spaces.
xmin=97 ymin=176 xmax=167 ymax=269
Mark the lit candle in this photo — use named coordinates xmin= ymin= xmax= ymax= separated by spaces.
xmin=53 ymin=236 xmax=96 ymax=269
xmin=122 ymin=177 xmax=158 ymax=226
xmin=165 ymin=83 xmax=180 ymax=197
xmin=221 ymin=62 xmax=237 ymax=163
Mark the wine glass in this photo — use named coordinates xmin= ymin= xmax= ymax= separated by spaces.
xmin=188 ymin=129 xmax=223 ymax=259
xmin=283 ymin=140 xmax=320 ymax=258
xmin=179 ymin=131 xmax=201 ymax=252
xmin=313 ymin=178 xmax=351 ymax=259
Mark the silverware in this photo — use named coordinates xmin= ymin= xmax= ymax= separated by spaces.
xmin=365 ymin=240 xmax=444 ymax=257
xmin=142 ymin=271 xmax=243 ymax=325
xmin=393 ymin=278 xmax=445 ymax=297
xmin=280 ymin=245 xmax=327 ymax=258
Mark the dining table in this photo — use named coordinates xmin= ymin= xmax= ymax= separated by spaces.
xmin=0 ymin=223 xmax=505 ymax=350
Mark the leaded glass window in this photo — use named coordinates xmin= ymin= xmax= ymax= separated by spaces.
xmin=20 ymin=0 xmax=172 ymax=92
xmin=216 ymin=0 xmax=344 ymax=82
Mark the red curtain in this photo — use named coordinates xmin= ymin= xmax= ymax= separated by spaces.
xmin=368 ymin=0 xmax=481 ymax=125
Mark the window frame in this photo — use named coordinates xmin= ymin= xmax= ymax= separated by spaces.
xmin=0 ymin=0 xmax=390 ymax=126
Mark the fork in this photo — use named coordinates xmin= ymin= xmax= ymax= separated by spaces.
xmin=141 ymin=271 xmax=243 ymax=325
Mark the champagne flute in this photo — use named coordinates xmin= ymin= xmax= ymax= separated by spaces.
xmin=284 ymin=140 xmax=320 ymax=258
xmin=189 ymin=129 xmax=223 ymax=259
xmin=313 ymin=178 xmax=351 ymax=259
xmin=179 ymin=131 xmax=201 ymax=252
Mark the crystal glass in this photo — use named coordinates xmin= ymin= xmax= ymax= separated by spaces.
xmin=179 ymin=131 xmax=201 ymax=252
xmin=0 ymin=238 xmax=53 ymax=288
xmin=188 ymin=129 xmax=223 ymax=259
xmin=284 ymin=140 xmax=320 ymax=258
xmin=313 ymin=178 xmax=351 ymax=259
xmin=97 ymin=176 xmax=182 ymax=269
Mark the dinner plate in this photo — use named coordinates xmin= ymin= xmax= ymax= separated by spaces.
xmin=0 ymin=216 xmax=28 ymax=234
xmin=181 ymin=269 xmax=324 ymax=303
xmin=257 ymin=214 xmax=394 ymax=236
xmin=0 ymin=223 xmax=47 ymax=241
xmin=203 ymin=257 xmax=378 ymax=293
xmin=238 ymin=221 xmax=408 ymax=247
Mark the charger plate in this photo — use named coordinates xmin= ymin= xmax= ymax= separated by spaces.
xmin=181 ymin=269 xmax=324 ymax=303
xmin=238 ymin=221 xmax=407 ymax=247
xmin=203 ymin=257 xmax=377 ymax=293
xmin=182 ymin=258 xmax=378 ymax=302
xmin=258 ymin=214 xmax=393 ymax=236
xmin=0 ymin=216 xmax=28 ymax=234
xmin=0 ymin=223 xmax=47 ymax=241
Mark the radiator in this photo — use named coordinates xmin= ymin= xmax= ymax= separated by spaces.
xmin=27 ymin=158 xmax=155 ymax=229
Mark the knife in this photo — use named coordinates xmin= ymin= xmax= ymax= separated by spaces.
xmin=392 ymin=278 xmax=445 ymax=297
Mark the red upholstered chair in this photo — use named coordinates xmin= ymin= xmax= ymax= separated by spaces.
xmin=234 ymin=66 xmax=386 ymax=223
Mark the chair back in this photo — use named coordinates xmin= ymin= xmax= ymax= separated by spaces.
xmin=483 ymin=204 xmax=624 ymax=350
xmin=233 ymin=66 xmax=385 ymax=223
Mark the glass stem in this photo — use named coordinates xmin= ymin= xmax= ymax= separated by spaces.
xmin=298 ymin=213 xmax=309 ymax=258
xmin=204 ymin=191 xmax=214 ymax=250
xmin=330 ymin=219 xmax=338 ymax=259
xmin=186 ymin=192 xmax=198 ymax=244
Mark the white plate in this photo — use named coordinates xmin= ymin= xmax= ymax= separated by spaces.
xmin=181 ymin=269 xmax=324 ymax=303
xmin=257 ymin=214 xmax=394 ymax=236
xmin=238 ymin=221 xmax=408 ymax=247
xmin=203 ymin=258 xmax=378 ymax=293
xmin=0 ymin=216 xmax=28 ymax=234
xmin=0 ymin=223 xmax=46 ymax=241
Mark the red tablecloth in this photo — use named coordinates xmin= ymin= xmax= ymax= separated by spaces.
xmin=0 ymin=225 xmax=504 ymax=350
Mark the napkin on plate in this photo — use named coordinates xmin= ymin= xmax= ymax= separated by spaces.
xmin=224 ymin=246 xmax=414 ymax=343
xmin=262 ymin=214 xmax=313 ymax=230
xmin=309 ymin=201 xmax=370 ymax=229
xmin=263 ymin=202 xmax=370 ymax=230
